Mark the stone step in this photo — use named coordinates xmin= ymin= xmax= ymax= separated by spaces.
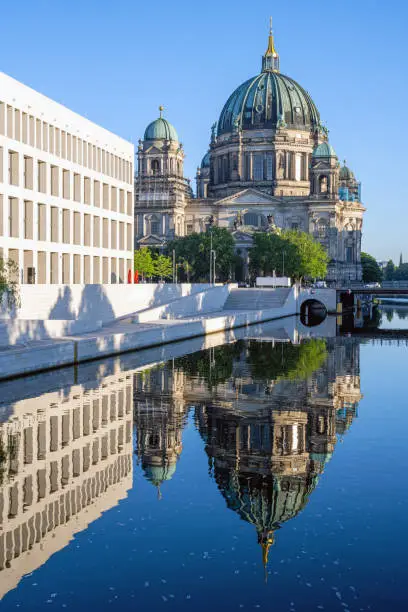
xmin=223 ymin=288 xmax=291 ymax=310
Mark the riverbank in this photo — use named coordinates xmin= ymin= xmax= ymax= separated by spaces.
xmin=0 ymin=307 xmax=298 ymax=381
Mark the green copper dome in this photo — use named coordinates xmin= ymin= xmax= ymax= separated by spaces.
xmin=201 ymin=151 xmax=210 ymax=168
xmin=339 ymin=163 xmax=354 ymax=181
xmin=144 ymin=114 xmax=178 ymax=142
xmin=313 ymin=142 xmax=337 ymax=158
xmin=143 ymin=462 xmax=177 ymax=486
xmin=217 ymin=71 xmax=320 ymax=136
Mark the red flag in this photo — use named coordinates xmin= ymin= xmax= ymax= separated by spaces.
xmin=134 ymin=270 xmax=139 ymax=284
xmin=127 ymin=269 xmax=132 ymax=284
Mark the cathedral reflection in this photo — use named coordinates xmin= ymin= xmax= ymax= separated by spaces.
xmin=134 ymin=338 xmax=361 ymax=569
xmin=133 ymin=365 xmax=189 ymax=497
xmin=0 ymin=369 xmax=134 ymax=599
xmin=0 ymin=336 xmax=362 ymax=599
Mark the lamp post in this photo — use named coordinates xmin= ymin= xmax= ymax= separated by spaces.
xmin=282 ymin=251 xmax=285 ymax=277
xmin=172 ymin=249 xmax=176 ymax=284
xmin=208 ymin=215 xmax=215 ymax=284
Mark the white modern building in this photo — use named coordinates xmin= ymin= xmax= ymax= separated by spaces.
xmin=0 ymin=72 xmax=134 ymax=285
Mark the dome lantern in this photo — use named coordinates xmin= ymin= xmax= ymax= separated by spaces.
xmin=262 ymin=17 xmax=280 ymax=73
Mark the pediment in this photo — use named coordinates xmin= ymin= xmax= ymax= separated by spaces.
xmin=145 ymin=145 xmax=163 ymax=155
xmin=312 ymin=161 xmax=329 ymax=170
xmin=138 ymin=234 xmax=165 ymax=246
xmin=216 ymin=188 xmax=281 ymax=206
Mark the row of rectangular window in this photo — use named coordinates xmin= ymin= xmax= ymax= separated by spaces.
xmin=4 ymin=248 xmax=132 ymax=284
xmin=0 ymin=101 xmax=133 ymax=184
xmin=0 ymin=195 xmax=133 ymax=250
xmin=0 ymin=148 xmax=133 ymax=214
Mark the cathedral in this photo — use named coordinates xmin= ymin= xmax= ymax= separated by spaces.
xmin=134 ymin=24 xmax=365 ymax=283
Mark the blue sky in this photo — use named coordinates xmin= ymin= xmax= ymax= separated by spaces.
xmin=1 ymin=0 xmax=407 ymax=261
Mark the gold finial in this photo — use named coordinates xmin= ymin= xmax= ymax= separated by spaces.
xmin=258 ymin=530 xmax=275 ymax=582
xmin=159 ymin=105 xmax=164 ymax=118
xmin=265 ymin=17 xmax=277 ymax=56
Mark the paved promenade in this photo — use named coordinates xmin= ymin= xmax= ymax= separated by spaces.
xmin=0 ymin=306 xmax=297 ymax=380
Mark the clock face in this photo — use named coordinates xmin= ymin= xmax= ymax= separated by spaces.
xmin=256 ymin=104 xmax=264 ymax=113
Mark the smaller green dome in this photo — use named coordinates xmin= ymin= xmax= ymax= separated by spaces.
xmin=144 ymin=116 xmax=178 ymax=142
xmin=310 ymin=451 xmax=333 ymax=465
xmin=313 ymin=142 xmax=337 ymax=158
xmin=143 ymin=462 xmax=177 ymax=486
xmin=201 ymin=151 xmax=210 ymax=168
xmin=339 ymin=162 xmax=354 ymax=181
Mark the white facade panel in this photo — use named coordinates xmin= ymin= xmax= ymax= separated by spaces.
xmin=0 ymin=72 xmax=134 ymax=284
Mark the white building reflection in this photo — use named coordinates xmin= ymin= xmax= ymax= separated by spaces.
xmin=0 ymin=369 xmax=133 ymax=599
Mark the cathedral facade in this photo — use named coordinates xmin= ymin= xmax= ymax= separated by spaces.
xmin=135 ymin=26 xmax=365 ymax=284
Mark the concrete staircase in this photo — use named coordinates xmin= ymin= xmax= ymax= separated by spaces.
xmin=223 ymin=288 xmax=291 ymax=311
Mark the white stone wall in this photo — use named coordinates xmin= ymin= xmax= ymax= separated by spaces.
xmin=1 ymin=283 xmax=217 ymax=322
xmin=0 ymin=72 xmax=134 ymax=285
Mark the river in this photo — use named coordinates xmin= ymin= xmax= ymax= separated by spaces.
xmin=0 ymin=309 xmax=407 ymax=611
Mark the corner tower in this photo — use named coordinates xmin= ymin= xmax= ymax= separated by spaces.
xmin=134 ymin=107 xmax=192 ymax=249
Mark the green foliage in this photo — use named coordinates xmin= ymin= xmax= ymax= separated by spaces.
xmin=394 ymin=263 xmax=408 ymax=280
xmin=0 ymin=257 xmax=20 ymax=312
xmin=361 ymin=252 xmax=383 ymax=283
xmin=249 ymin=230 xmax=328 ymax=280
xmin=153 ymin=254 xmax=173 ymax=280
xmin=168 ymin=227 xmax=236 ymax=282
xmin=134 ymin=248 xmax=155 ymax=279
xmin=384 ymin=260 xmax=395 ymax=281
xmin=381 ymin=258 xmax=408 ymax=281
xmin=175 ymin=338 xmax=327 ymax=390
xmin=174 ymin=342 xmax=243 ymax=389
xmin=247 ymin=338 xmax=328 ymax=381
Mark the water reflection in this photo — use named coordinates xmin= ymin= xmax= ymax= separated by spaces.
xmin=0 ymin=326 xmax=363 ymax=604
xmin=134 ymin=367 xmax=189 ymax=497
xmin=134 ymin=337 xmax=361 ymax=573
xmin=0 ymin=370 xmax=133 ymax=599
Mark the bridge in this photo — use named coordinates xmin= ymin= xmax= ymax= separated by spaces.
xmin=337 ymin=288 xmax=408 ymax=295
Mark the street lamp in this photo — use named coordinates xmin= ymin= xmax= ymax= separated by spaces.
xmin=282 ymin=251 xmax=285 ymax=277
xmin=208 ymin=215 xmax=215 ymax=284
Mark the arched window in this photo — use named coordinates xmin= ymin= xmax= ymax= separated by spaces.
xmin=253 ymin=155 xmax=263 ymax=181
xmin=317 ymin=220 xmax=328 ymax=237
xmin=319 ymin=175 xmax=328 ymax=193
xmin=277 ymin=153 xmax=285 ymax=179
xmin=223 ymin=157 xmax=229 ymax=182
xmin=295 ymin=154 xmax=301 ymax=181
xmin=217 ymin=157 xmax=223 ymax=183
xmin=266 ymin=154 xmax=273 ymax=180
xmin=151 ymin=159 xmax=160 ymax=175
xmin=150 ymin=215 xmax=160 ymax=235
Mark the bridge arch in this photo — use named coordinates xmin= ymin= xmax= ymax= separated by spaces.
xmin=300 ymin=298 xmax=327 ymax=318
xmin=298 ymin=288 xmax=336 ymax=314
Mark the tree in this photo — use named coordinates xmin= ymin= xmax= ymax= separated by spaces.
xmin=283 ymin=230 xmax=328 ymax=280
xmin=247 ymin=338 xmax=328 ymax=381
xmin=384 ymin=259 xmax=395 ymax=281
xmin=0 ymin=257 xmax=20 ymax=312
xmin=134 ymin=248 xmax=154 ymax=280
xmin=249 ymin=230 xmax=328 ymax=281
xmin=153 ymin=254 xmax=173 ymax=281
xmin=395 ymin=263 xmax=408 ymax=280
xmin=360 ymin=252 xmax=383 ymax=283
xmin=168 ymin=228 xmax=236 ymax=282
